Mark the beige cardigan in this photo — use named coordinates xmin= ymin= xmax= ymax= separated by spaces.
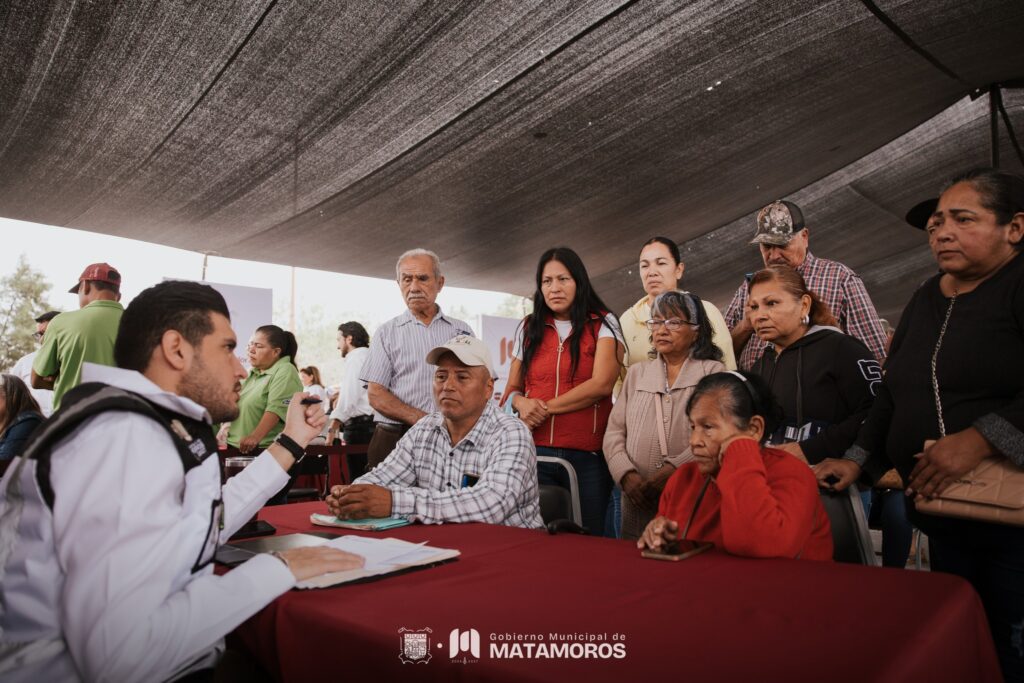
xmin=604 ymin=356 xmax=726 ymax=485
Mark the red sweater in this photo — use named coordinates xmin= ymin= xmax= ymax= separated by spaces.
xmin=658 ymin=440 xmax=833 ymax=561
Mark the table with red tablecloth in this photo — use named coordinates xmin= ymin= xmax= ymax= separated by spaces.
xmin=231 ymin=501 xmax=1001 ymax=683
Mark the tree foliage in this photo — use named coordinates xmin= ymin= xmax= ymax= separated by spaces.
xmin=0 ymin=255 xmax=54 ymax=370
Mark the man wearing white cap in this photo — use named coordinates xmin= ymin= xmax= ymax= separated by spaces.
xmin=326 ymin=335 xmax=543 ymax=529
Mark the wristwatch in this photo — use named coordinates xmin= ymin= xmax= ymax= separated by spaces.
xmin=274 ymin=432 xmax=306 ymax=465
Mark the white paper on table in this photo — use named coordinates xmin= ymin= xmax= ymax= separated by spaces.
xmin=325 ymin=536 xmax=437 ymax=571
xmin=296 ymin=535 xmax=460 ymax=589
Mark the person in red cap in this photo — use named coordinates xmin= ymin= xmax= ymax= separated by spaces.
xmin=31 ymin=263 xmax=124 ymax=409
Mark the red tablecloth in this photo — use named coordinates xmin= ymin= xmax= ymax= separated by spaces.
xmin=232 ymin=502 xmax=1001 ymax=683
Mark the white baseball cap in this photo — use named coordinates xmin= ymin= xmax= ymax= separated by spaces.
xmin=426 ymin=335 xmax=497 ymax=379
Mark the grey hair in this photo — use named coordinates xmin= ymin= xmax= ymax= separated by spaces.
xmin=649 ymin=289 xmax=723 ymax=362
xmin=396 ymin=248 xmax=442 ymax=280
xmin=651 ymin=289 xmax=700 ymax=325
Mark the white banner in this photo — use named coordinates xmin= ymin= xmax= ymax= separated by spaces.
xmin=479 ymin=314 xmax=521 ymax=401
xmin=165 ymin=278 xmax=273 ymax=365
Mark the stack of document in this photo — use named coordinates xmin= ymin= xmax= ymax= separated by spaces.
xmin=297 ymin=535 xmax=460 ymax=589
xmin=310 ymin=513 xmax=410 ymax=531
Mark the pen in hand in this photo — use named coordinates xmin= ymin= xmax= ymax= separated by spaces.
xmin=282 ymin=397 xmax=323 ymax=406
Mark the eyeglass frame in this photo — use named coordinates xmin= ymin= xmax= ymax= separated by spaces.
xmin=644 ymin=318 xmax=699 ymax=331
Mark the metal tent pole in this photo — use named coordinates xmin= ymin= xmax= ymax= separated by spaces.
xmin=990 ymin=85 xmax=1002 ymax=168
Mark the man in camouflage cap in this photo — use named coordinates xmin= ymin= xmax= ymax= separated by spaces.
xmin=723 ymin=199 xmax=887 ymax=369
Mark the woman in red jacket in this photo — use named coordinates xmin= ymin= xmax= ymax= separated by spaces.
xmin=639 ymin=371 xmax=833 ymax=560
xmin=503 ymin=247 xmax=625 ymax=536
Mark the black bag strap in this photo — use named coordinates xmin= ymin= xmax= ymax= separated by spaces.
xmin=21 ymin=383 xmax=217 ymax=509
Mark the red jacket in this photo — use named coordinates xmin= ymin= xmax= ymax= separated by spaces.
xmin=523 ymin=312 xmax=613 ymax=452
xmin=658 ymin=439 xmax=833 ymax=560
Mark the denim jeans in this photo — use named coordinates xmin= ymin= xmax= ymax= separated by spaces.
xmin=536 ymin=446 xmax=613 ymax=537
xmin=929 ymin=530 xmax=1024 ymax=682
xmin=869 ymin=489 xmax=913 ymax=568
xmin=604 ymin=487 xmax=623 ymax=539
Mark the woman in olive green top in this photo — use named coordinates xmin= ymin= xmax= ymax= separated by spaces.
xmin=227 ymin=325 xmax=304 ymax=454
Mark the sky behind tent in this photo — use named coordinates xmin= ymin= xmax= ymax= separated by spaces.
xmin=0 ymin=217 xmax=528 ymax=334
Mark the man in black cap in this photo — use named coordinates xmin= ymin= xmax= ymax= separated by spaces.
xmin=724 ymin=200 xmax=887 ymax=369
xmin=32 ymin=262 xmax=124 ymax=409
xmin=7 ymin=310 xmax=61 ymax=415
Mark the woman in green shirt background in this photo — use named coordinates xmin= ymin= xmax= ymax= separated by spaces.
xmin=227 ymin=325 xmax=304 ymax=454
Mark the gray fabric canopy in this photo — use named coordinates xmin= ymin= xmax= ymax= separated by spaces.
xmin=2 ymin=0 xmax=1023 ymax=321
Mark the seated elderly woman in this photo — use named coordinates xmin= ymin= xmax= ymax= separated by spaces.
xmin=639 ymin=371 xmax=832 ymax=560
xmin=0 ymin=374 xmax=44 ymax=461
xmin=604 ymin=290 xmax=725 ymax=540
xmin=815 ymin=168 xmax=1024 ymax=679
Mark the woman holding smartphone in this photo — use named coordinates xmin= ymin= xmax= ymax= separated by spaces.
xmin=640 ymin=371 xmax=832 ymax=560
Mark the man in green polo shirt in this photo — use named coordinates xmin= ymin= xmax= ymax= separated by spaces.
xmin=33 ymin=263 xmax=125 ymax=409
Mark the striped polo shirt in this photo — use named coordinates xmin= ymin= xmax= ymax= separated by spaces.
xmin=361 ymin=308 xmax=473 ymax=425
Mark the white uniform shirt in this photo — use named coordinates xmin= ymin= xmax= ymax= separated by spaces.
xmin=0 ymin=363 xmax=295 ymax=682
xmin=9 ymin=351 xmax=54 ymax=417
xmin=329 ymin=346 xmax=373 ymax=425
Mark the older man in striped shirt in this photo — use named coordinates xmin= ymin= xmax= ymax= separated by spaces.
xmin=329 ymin=335 xmax=543 ymax=529
xmin=362 ymin=249 xmax=473 ymax=468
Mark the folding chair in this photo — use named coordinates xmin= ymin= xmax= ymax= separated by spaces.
xmin=286 ymin=448 xmax=332 ymax=502
xmin=536 ymin=455 xmax=583 ymax=527
xmin=819 ymin=484 xmax=879 ymax=566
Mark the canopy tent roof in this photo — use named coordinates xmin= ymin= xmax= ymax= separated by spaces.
xmin=2 ymin=0 xmax=1023 ymax=321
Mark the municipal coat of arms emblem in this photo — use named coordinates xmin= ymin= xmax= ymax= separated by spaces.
xmin=398 ymin=627 xmax=433 ymax=664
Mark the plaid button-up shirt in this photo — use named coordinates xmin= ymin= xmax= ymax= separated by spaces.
xmin=355 ymin=401 xmax=544 ymax=528
xmin=724 ymin=251 xmax=888 ymax=370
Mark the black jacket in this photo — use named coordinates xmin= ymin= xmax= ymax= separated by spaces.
xmin=752 ymin=327 xmax=880 ymax=464
xmin=855 ymin=251 xmax=1024 ymax=538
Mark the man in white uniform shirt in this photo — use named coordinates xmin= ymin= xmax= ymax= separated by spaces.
xmin=7 ymin=311 xmax=60 ymax=416
xmin=326 ymin=320 xmax=374 ymax=446
xmin=0 ymin=281 xmax=362 ymax=682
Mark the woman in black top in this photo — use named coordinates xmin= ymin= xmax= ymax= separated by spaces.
xmin=747 ymin=266 xmax=880 ymax=465
xmin=816 ymin=168 xmax=1024 ymax=681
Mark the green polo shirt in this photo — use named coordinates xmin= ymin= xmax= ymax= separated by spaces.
xmin=33 ymin=300 xmax=124 ymax=409
xmin=227 ymin=356 xmax=303 ymax=448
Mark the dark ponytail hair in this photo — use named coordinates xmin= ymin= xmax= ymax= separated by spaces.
xmin=520 ymin=247 xmax=624 ymax=380
xmin=639 ymin=236 xmax=681 ymax=264
xmin=256 ymin=324 xmax=298 ymax=367
xmin=686 ymin=371 xmax=783 ymax=444
xmin=749 ymin=266 xmax=836 ymax=328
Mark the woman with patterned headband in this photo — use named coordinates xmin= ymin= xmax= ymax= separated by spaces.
xmin=603 ymin=290 xmax=725 ymax=540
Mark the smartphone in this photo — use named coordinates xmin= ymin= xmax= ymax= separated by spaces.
xmin=641 ymin=540 xmax=713 ymax=561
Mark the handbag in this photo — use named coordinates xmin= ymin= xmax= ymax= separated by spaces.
xmin=915 ymin=290 xmax=1024 ymax=526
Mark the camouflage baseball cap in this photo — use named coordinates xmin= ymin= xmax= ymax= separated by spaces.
xmin=750 ymin=200 xmax=806 ymax=246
